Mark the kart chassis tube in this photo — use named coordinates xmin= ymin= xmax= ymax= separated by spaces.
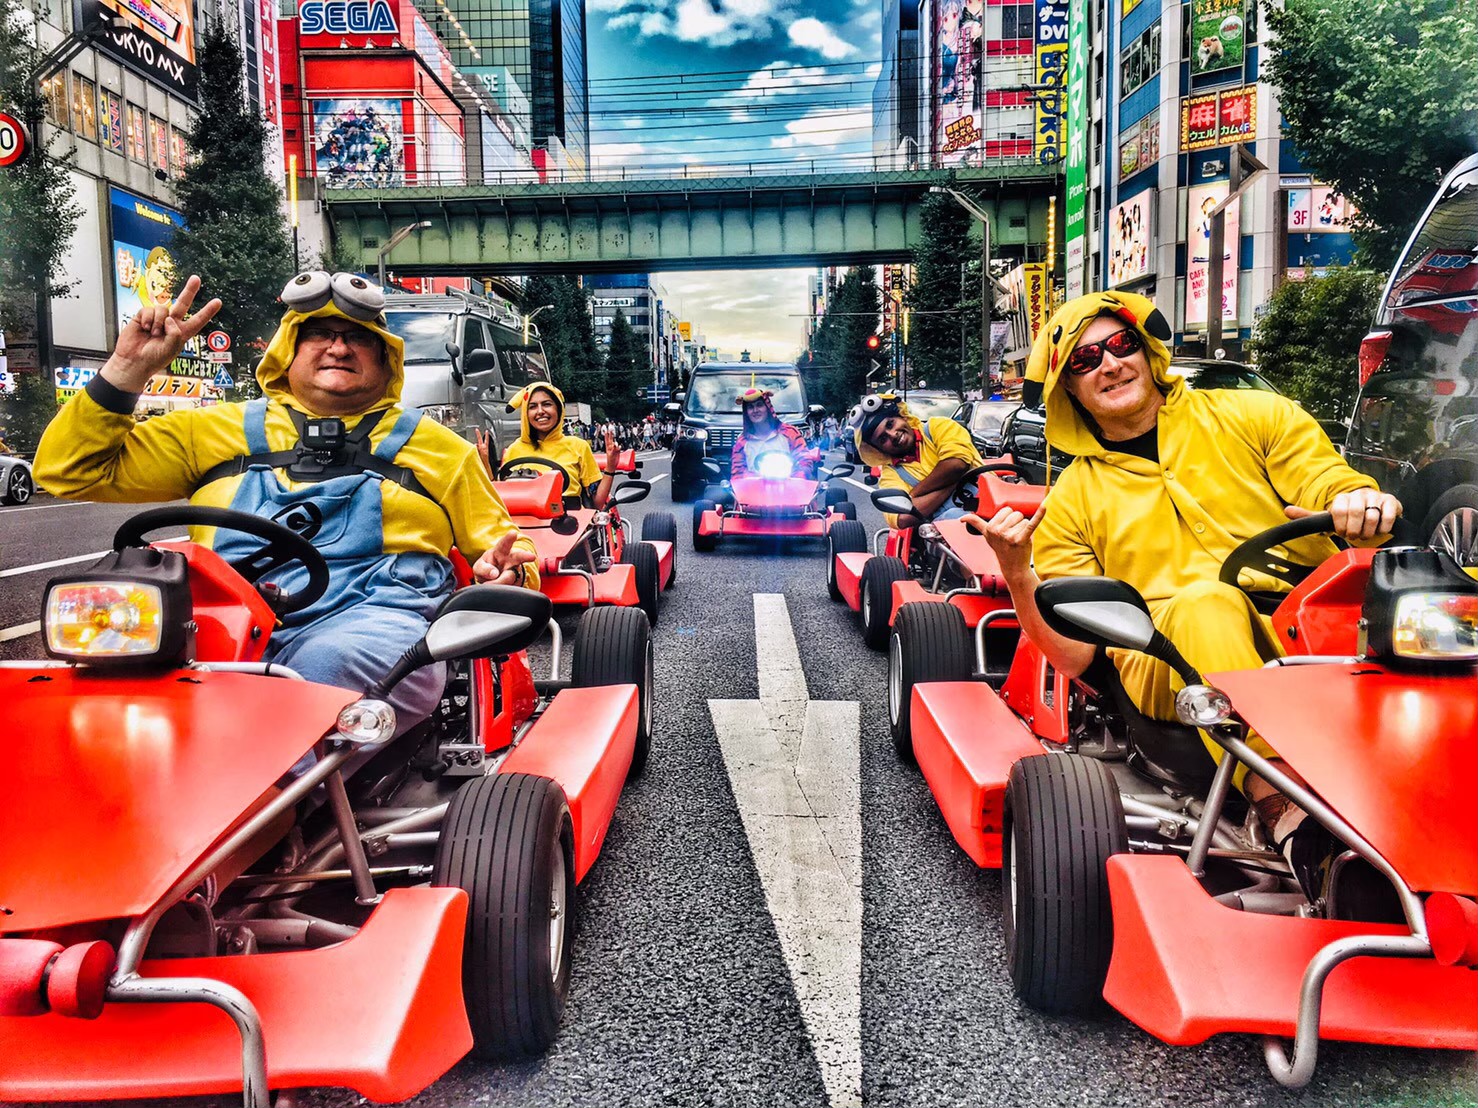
xmin=1192 ymin=723 xmax=1435 ymax=1087
xmin=972 ymin=610 xmax=1022 ymax=676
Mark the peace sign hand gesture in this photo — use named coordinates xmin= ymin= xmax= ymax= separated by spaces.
xmin=102 ymin=275 xmax=224 ymax=393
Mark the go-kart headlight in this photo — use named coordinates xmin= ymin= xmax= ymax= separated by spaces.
xmin=336 ymin=699 xmax=397 ymax=745
xmin=916 ymin=523 xmax=942 ymax=543
xmin=1174 ymin=684 xmax=1233 ymax=728
xmin=45 ymin=582 xmax=165 ymax=658
xmin=1390 ymin=593 xmax=1478 ymax=661
xmin=755 ymin=452 xmax=794 ymax=480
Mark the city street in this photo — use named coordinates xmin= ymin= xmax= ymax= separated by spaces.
xmin=2 ymin=452 xmax=1472 ymax=1108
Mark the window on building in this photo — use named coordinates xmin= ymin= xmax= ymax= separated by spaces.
xmin=1120 ymin=22 xmax=1161 ymax=99
xmin=170 ymin=128 xmax=188 ymax=175
xmin=1000 ymin=2 xmax=1033 ymax=39
xmin=98 ymin=88 xmax=124 ymax=152
xmin=149 ymin=115 xmax=168 ymax=171
xmin=41 ymin=73 xmax=68 ymax=128
xmin=126 ymin=103 xmax=147 ymax=161
xmin=72 ymin=75 xmax=98 ymax=142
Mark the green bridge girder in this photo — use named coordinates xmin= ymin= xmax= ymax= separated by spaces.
xmin=323 ymin=165 xmax=1064 ymax=276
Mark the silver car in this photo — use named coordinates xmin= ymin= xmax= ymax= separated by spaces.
xmin=1 ymin=452 xmax=34 ymax=504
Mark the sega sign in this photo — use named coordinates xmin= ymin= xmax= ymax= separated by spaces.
xmin=299 ymin=0 xmax=398 ymax=36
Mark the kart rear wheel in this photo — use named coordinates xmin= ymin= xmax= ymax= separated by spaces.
xmin=693 ymin=499 xmax=719 ymax=552
xmin=1002 ymin=754 xmax=1127 ymax=1015
xmin=888 ymin=602 xmax=973 ymax=764
xmin=572 ymin=605 xmax=654 ymax=776
xmin=830 ymin=501 xmax=857 ymax=521
xmin=859 ymin=556 xmax=909 ymax=650
xmin=641 ymin=511 xmax=678 ymax=586
xmin=824 ymin=486 xmax=849 ymax=507
xmin=827 ymin=520 xmax=868 ymax=601
xmin=3 ymin=467 xmax=33 ymax=505
xmin=620 ymin=540 xmax=662 ymax=627
xmin=434 ymin=772 xmax=575 ymax=1059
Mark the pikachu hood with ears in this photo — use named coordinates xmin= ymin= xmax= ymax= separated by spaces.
xmin=502 ymin=381 xmax=602 ymax=492
xmin=507 ymin=381 xmax=568 ymax=447
xmin=1024 ymin=290 xmax=1183 ymax=460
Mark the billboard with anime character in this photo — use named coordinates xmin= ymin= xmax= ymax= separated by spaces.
xmin=311 ymin=98 xmax=404 ymax=188
xmin=936 ymin=0 xmax=983 ymax=165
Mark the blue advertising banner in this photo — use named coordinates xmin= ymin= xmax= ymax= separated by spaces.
xmin=1034 ymin=0 xmax=1069 ymax=164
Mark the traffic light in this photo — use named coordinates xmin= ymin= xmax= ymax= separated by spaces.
xmin=865 ymin=334 xmax=881 ymax=351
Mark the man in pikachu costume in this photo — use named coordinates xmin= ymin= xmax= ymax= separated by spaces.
xmin=35 ymin=271 xmax=538 ymax=734
xmin=977 ymin=290 xmax=1400 ymax=880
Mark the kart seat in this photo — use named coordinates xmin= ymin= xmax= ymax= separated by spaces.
xmin=436 ymin=584 xmax=553 ymax=656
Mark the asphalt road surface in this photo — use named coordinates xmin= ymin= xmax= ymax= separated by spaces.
xmin=2 ymin=452 xmax=1473 ymax=1108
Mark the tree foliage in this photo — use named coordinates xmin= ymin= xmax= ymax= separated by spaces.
xmin=602 ymin=309 xmax=647 ymax=420
xmin=169 ymin=20 xmax=293 ymax=348
xmin=0 ymin=0 xmax=81 ymax=337
xmin=1264 ymin=0 xmax=1478 ymax=267
xmin=525 ymin=275 xmax=604 ymax=401
xmin=0 ymin=368 xmax=58 ymax=453
xmin=905 ymin=193 xmax=982 ymax=394
xmin=1246 ymin=267 xmax=1384 ymax=422
xmin=806 ymin=267 xmax=881 ymax=411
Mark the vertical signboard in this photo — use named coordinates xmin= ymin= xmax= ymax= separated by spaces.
xmin=1033 ymin=0 xmax=1069 ymax=165
xmin=936 ymin=0 xmax=983 ymax=164
xmin=73 ymin=0 xmax=198 ymax=99
xmin=258 ymin=0 xmax=279 ymax=124
xmin=110 ymin=185 xmax=183 ymax=331
xmin=1190 ymin=0 xmax=1245 ymax=75
xmin=1185 ymin=181 xmax=1239 ymax=327
xmin=1107 ymin=194 xmax=1154 ymax=287
xmin=1022 ymin=263 xmax=1048 ymax=343
xmin=1063 ymin=0 xmax=1088 ymax=296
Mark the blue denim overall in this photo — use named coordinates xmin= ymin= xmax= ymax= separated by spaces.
xmin=893 ymin=423 xmax=968 ymax=521
xmin=213 ymin=400 xmax=454 ymax=738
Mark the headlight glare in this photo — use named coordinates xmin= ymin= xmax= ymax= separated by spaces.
xmin=45 ymin=581 xmax=164 ymax=658
xmin=1174 ymin=684 xmax=1233 ymax=728
xmin=1391 ymin=593 xmax=1478 ymax=660
xmin=755 ymin=452 xmax=794 ymax=479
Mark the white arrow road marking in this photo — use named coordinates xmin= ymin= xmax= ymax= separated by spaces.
xmin=710 ymin=593 xmax=861 ymax=1108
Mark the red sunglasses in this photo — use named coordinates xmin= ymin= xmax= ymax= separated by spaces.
xmin=1066 ymin=327 xmax=1143 ymax=376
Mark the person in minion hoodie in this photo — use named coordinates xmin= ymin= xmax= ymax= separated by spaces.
xmin=492 ymin=382 xmax=622 ymax=508
xmin=35 ymin=271 xmax=539 ymax=737
xmin=974 ymin=290 xmax=1402 ymax=889
xmin=852 ymin=391 xmax=984 ymax=526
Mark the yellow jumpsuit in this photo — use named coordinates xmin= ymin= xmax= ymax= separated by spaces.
xmin=501 ymin=383 xmax=603 ymax=501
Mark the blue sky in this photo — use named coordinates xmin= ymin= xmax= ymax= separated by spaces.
xmin=585 ymin=0 xmax=884 ymax=359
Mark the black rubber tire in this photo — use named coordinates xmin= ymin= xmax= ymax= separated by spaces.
xmin=888 ymin=602 xmax=973 ymax=764
xmin=702 ymin=483 xmax=734 ymax=508
xmin=693 ymin=499 xmax=719 ymax=552
xmin=619 ymin=540 xmax=661 ymax=627
xmin=831 ymin=501 xmax=857 ymax=521
xmin=433 ymin=772 xmax=575 ymax=1060
xmin=1421 ymin=483 xmax=1478 ymax=569
xmin=3 ymin=467 xmax=33 ymax=505
xmin=1002 ymin=754 xmax=1128 ymax=1015
xmin=859 ymin=555 xmax=909 ymax=650
xmin=641 ymin=512 xmax=678 ymax=586
xmin=571 ymin=605 xmax=654 ymax=776
xmin=824 ymin=486 xmax=849 ymax=507
xmin=827 ymin=519 xmax=868 ymax=601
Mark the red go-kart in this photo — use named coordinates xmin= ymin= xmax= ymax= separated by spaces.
xmin=495 ymin=451 xmax=676 ymax=627
xmin=0 ymin=505 xmax=655 ymax=1106
xmin=692 ymin=452 xmax=856 ymax=553
xmin=892 ymin=513 xmax=1477 ymax=1086
xmin=826 ymin=462 xmax=1044 ymax=657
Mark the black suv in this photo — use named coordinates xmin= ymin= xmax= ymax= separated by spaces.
xmin=667 ymin=363 xmax=822 ymax=501
xmin=1345 ymin=152 xmax=1478 ymax=567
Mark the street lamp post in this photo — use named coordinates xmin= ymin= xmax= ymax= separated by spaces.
xmin=935 ymin=187 xmax=1010 ymax=394
xmin=376 ymin=220 xmax=432 ymax=289
xmin=523 ymin=303 xmax=554 ymax=345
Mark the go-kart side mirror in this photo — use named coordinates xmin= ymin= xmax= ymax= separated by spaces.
xmin=823 ymin=463 xmax=855 ymax=480
xmin=871 ymin=488 xmax=914 ymax=516
xmin=610 ymin=480 xmax=651 ymax=506
xmin=1034 ymin=577 xmax=1200 ymax=684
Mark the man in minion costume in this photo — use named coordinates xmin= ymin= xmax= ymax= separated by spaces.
xmin=492 ymin=382 xmax=621 ymax=508
xmin=35 ymin=271 xmax=538 ymax=736
xmin=975 ymin=290 xmax=1401 ymax=877
xmin=852 ymin=391 xmax=984 ymax=526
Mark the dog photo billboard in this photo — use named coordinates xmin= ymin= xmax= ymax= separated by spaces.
xmin=1190 ymin=0 xmax=1244 ymax=76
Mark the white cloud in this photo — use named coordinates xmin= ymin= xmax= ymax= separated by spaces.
xmin=596 ymin=0 xmax=788 ymax=47
xmin=769 ymin=106 xmax=872 ymax=150
xmin=657 ymin=267 xmax=814 ymax=361
xmin=787 ymin=17 xmax=858 ymax=59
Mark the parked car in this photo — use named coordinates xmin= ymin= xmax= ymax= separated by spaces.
xmin=1345 ymin=151 xmax=1478 ymax=567
xmin=952 ymin=399 xmax=1019 ymax=456
xmin=386 ymin=290 xmax=551 ymax=462
xmin=668 ymin=362 xmax=822 ymax=500
xmin=0 ymin=452 xmax=33 ymax=505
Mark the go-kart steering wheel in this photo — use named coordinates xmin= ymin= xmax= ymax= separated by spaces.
xmin=112 ymin=505 xmax=331 ymax=617
xmin=496 ymin=455 xmax=570 ymax=500
xmin=952 ymin=461 xmax=1035 ymax=510
xmin=1219 ymin=511 xmax=1341 ymax=616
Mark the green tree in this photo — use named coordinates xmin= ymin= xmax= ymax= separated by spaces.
xmin=525 ymin=275 xmax=603 ymax=401
xmin=0 ymin=0 xmax=82 ymax=347
xmin=0 ymin=370 xmax=58 ymax=454
xmin=169 ymin=20 xmax=293 ymax=349
xmin=1246 ymin=267 xmax=1384 ymax=422
xmin=1264 ymin=0 xmax=1478 ymax=267
xmin=603 ymin=309 xmax=646 ymax=420
xmin=808 ymin=267 xmax=881 ymax=410
xmin=905 ymin=194 xmax=981 ymax=393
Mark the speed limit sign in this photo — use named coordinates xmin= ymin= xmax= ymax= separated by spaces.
xmin=0 ymin=112 xmax=30 ymax=169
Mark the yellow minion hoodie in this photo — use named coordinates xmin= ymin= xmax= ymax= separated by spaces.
xmin=1028 ymin=290 xmax=1376 ymax=604
xmin=501 ymin=382 xmax=602 ymax=496
xmin=34 ymin=299 xmax=537 ymax=581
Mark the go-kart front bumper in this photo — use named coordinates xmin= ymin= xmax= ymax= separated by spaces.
xmin=695 ymin=508 xmax=830 ymax=541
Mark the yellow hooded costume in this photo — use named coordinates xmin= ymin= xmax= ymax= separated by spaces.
xmin=853 ymin=397 xmax=982 ymax=524
xmin=35 ymin=297 xmax=536 ymax=582
xmin=1026 ymin=290 xmax=1379 ymax=785
xmin=501 ymin=382 xmax=603 ymax=499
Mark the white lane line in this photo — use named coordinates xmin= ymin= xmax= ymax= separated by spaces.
xmin=0 ymin=621 xmax=41 ymax=643
xmin=0 ymin=501 xmax=87 ymax=515
xmin=0 ymin=537 xmax=187 ymax=579
xmin=646 ymin=472 xmax=668 ymax=485
xmin=710 ymin=594 xmax=861 ymax=1108
xmin=842 ymin=476 xmax=875 ymax=495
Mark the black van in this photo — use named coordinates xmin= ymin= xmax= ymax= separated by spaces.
xmin=667 ymin=362 xmax=822 ymax=501
xmin=1345 ymin=152 xmax=1478 ymax=567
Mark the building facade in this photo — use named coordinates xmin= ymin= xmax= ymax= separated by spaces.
xmin=872 ymin=0 xmax=921 ymax=166
xmin=588 ymin=273 xmax=669 ymax=388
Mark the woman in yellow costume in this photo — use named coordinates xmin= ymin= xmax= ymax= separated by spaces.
xmin=488 ymin=382 xmax=621 ymax=508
